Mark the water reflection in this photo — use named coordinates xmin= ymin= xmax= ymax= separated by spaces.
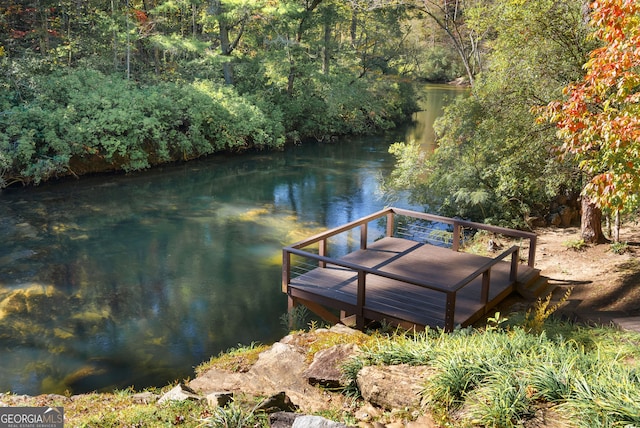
xmin=0 ymin=135 xmax=417 ymax=395
xmin=0 ymin=85 xmax=462 ymax=395
xmin=406 ymin=84 xmax=468 ymax=151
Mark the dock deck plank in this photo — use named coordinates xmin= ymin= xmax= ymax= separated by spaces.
xmin=287 ymin=237 xmax=536 ymax=329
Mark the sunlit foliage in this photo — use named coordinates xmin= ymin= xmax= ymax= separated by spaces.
xmin=539 ymin=0 xmax=640 ymax=216
xmin=385 ymin=0 xmax=591 ymax=227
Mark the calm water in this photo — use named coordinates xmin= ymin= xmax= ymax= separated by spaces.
xmin=407 ymin=84 xmax=469 ymax=151
xmin=0 ymin=85 xmax=465 ymax=395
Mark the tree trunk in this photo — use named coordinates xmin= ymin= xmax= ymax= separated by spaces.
xmin=322 ymin=17 xmax=331 ymax=75
xmin=218 ymin=15 xmax=234 ymax=85
xmin=580 ymin=195 xmax=607 ymax=244
xmin=350 ymin=9 xmax=357 ymax=47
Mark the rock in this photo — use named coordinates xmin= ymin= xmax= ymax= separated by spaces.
xmin=354 ymin=403 xmax=383 ymax=422
xmin=251 ymin=343 xmax=309 ymax=389
xmin=254 ymin=391 xmax=298 ymax=413
xmin=356 ymin=423 xmax=378 ymax=428
xmin=206 ymin=392 xmax=233 ymax=407
xmin=303 ymin=343 xmax=359 ymax=388
xmin=548 ymin=213 xmax=562 ymax=227
xmin=356 ymin=365 xmax=433 ymax=410
xmin=405 ymin=414 xmax=439 ymax=428
xmin=132 ymin=391 xmax=158 ymax=404
xmin=189 ymin=342 xmax=307 ymax=395
xmin=270 ymin=411 xmax=302 ymax=428
xmin=558 ymin=205 xmax=574 ymax=227
xmin=329 ymin=324 xmax=360 ymax=335
xmin=158 ymin=383 xmax=203 ymax=404
xmin=487 ymin=239 xmax=503 ymax=252
xmin=526 ymin=216 xmax=547 ymax=228
xmin=190 ymin=340 xmax=338 ymax=413
xmin=291 ymin=415 xmax=349 ymax=428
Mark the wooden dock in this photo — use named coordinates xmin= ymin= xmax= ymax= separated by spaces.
xmin=282 ymin=207 xmax=540 ymax=331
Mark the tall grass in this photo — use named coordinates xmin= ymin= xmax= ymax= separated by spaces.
xmin=342 ymin=319 xmax=640 ymax=427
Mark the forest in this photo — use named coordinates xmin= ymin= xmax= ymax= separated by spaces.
xmin=0 ymin=0 xmax=434 ymax=186
xmin=1 ymin=0 xmax=639 ymax=240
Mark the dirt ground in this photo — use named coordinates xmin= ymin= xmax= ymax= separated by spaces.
xmin=516 ymin=221 xmax=640 ymax=327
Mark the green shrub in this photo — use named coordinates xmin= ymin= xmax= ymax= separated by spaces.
xmin=0 ymin=69 xmax=286 ymax=187
xmin=563 ymin=238 xmax=587 ymax=251
xmin=610 ymin=241 xmax=629 ymax=255
xmin=277 ymin=72 xmax=415 ymax=141
xmin=201 ymin=402 xmax=260 ymax=428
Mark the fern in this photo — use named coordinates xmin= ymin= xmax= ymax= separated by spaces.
xmin=524 ymin=287 xmax=573 ymax=334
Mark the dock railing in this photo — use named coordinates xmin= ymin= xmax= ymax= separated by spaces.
xmin=282 ymin=207 xmax=537 ymax=331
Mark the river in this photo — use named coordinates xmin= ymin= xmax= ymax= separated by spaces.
xmin=0 ymin=84 xmax=465 ymax=395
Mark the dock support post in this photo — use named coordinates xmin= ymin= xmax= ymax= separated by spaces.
xmin=319 ymin=239 xmax=327 ymax=268
xmin=452 ymin=223 xmax=461 ymax=251
xmin=510 ymin=249 xmax=519 ymax=282
xmin=356 ymin=270 xmax=366 ymax=329
xmin=282 ymin=249 xmax=291 ymax=293
xmin=444 ymin=292 xmax=456 ymax=332
xmin=481 ymin=271 xmax=490 ymax=305
xmin=527 ymin=238 xmax=536 ymax=267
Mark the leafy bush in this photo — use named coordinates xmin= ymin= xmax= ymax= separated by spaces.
xmin=419 ymin=46 xmax=463 ymax=83
xmin=201 ymin=402 xmax=260 ymax=428
xmin=610 ymin=241 xmax=629 ymax=255
xmin=0 ymin=69 xmax=286 ymax=187
xmin=0 ymin=61 xmax=416 ymax=187
xmin=563 ymin=239 xmax=587 ymax=251
xmin=276 ymin=72 xmax=415 ymax=142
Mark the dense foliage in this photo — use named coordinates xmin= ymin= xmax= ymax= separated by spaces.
xmin=1 ymin=69 xmax=287 ymax=185
xmin=385 ymin=0 xmax=594 ymax=228
xmin=1 ymin=0 xmax=466 ymax=187
xmin=540 ymin=0 xmax=640 ymax=228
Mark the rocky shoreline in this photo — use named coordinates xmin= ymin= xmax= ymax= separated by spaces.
xmin=0 ymin=324 xmax=438 ymax=427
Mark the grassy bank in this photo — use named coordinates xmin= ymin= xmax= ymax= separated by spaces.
xmin=2 ymin=313 xmax=639 ymax=428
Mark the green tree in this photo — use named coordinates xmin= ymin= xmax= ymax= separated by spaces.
xmin=386 ymin=0 xmax=592 ymax=228
xmin=0 ymin=0 xmax=420 ymax=186
xmin=412 ymin=0 xmax=483 ymax=85
xmin=539 ymin=0 xmax=640 ymax=243
xmin=204 ymin=0 xmax=258 ymax=85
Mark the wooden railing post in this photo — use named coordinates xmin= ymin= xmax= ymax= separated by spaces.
xmin=527 ymin=237 xmax=536 ymax=267
xmin=356 ymin=270 xmax=366 ymax=329
xmin=452 ymin=223 xmax=461 ymax=252
xmin=444 ymin=292 xmax=456 ymax=332
xmin=481 ymin=270 xmax=490 ymax=305
xmin=361 ymin=223 xmax=368 ymax=250
xmin=510 ymin=248 xmax=519 ymax=281
xmin=386 ymin=212 xmax=394 ymax=237
xmin=319 ymin=239 xmax=327 ymax=268
xmin=282 ymin=249 xmax=291 ymax=293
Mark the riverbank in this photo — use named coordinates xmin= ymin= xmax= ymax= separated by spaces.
xmin=2 ymin=317 xmax=639 ymax=427
xmin=1 ymin=224 xmax=639 ymax=426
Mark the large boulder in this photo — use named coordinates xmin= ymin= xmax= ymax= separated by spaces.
xmin=303 ymin=343 xmax=360 ymax=388
xmin=189 ymin=341 xmax=344 ymax=413
xmin=356 ymin=365 xmax=434 ymax=410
